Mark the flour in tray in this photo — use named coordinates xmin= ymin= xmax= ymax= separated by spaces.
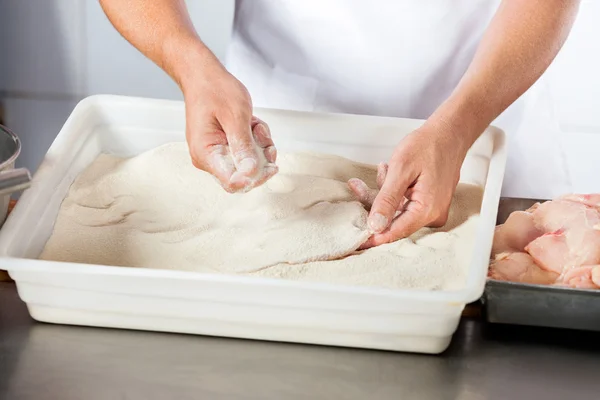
xmin=40 ymin=142 xmax=483 ymax=290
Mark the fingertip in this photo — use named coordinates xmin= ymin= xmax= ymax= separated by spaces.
xmin=227 ymin=163 xmax=279 ymax=193
xmin=222 ymin=184 xmax=235 ymax=194
xmin=369 ymin=194 xmax=398 ymax=233
xmin=347 ymin=178 xmax=363 ymax=192
xmin=348 ymin=178 xmax=376 ymax=207
xmin=263 ymin=163 xmax=279 ymax=180
xmin=347 ymin=181 xmax=361 ymax=203
xmin=229 ymin=171 xmax=252 ymax=191
xmin=348 ymin=177 xmax=371 ymax=191
xmin=367 ymin=212 xmax=389 ymax=234
xmin=264 ymin=146 xmax=277 ymax=163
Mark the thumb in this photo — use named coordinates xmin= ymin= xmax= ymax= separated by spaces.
xmin=368 ymin=168 xmax=413 ymax=233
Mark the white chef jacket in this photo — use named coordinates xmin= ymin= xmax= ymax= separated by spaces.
xmin=225 ymin=0 xmax=572 ymax=199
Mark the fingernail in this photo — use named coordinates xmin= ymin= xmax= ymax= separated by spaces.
xmin=229 ymin=172 xmax=252 ymax=193
xmin=368 ymin=213 xmax=388 ymax=233
xmin=238 ymin=157 xmax=257 ymax=174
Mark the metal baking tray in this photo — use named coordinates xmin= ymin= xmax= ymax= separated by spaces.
xmin=483 ymin=197 xmax=600 ymax=331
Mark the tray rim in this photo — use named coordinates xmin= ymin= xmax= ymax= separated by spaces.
xmin=485 ymin=278 xmax=600 ymax=296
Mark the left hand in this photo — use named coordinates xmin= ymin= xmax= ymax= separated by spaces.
xmin=350 ymin=121 xmax=470 ymax=248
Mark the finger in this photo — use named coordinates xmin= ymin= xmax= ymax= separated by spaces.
xmin=188 ymin=131 xmax=238 ymax=191
xmin=348 ymin=163 xmax=387 ymax=211
xmin=231 ymin=118 xmax=276 ymax=192
xmin=230 ymin=163 xmax=279 ymax=192
xmin=251 ymin=116 xmax=271 ymax=137
xmin=369 ymin=199 xmax=429 ymax=246
xmin=347 ymin=178 xmax=377 ymax=208
xmin=264 ymin=146 xmax=277 ymax=163
xmin=253 ymin=120 xmax=274 ymax=148
xmin=190 ymin=136 xmax=265 ymax=194
xmin=252 ymin=121 xmax=277 ymax=164
xmin=206 ymin=144 xmax=236 ymax=185
xmin=368 ymin=165 xmax=414 ymax=234
xmin=376 ymin=162 xmax=388 ymax=189
xmin=198 ymin=144 xmax=268 ymax=194
xmin=358 ymin=235 xmax=377 ymax=250
xmin=220 ymin=110 xmax=260 ymax=177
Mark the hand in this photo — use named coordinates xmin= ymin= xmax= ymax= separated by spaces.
xmin=182 ymin=63 xmax=277 ymax=193
xmin=350 ymin=122 xmax=469 ymax=248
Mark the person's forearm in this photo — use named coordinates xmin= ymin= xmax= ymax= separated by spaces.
xmin=428 ymin=0 xmax=580 ymax=149
xmin=99 ymin=0 xmax=221 ymax=89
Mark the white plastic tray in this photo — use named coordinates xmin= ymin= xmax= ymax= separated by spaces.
xmin=0 ymin=95 xmax=507 ymax=354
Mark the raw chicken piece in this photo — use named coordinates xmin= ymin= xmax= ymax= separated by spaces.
xmin=525 ymin=229 xmax=570 ymax=274
xmin=489 ymin=193 xmax=600 ymax=289
xmin=531 ymin=198 xmax=600 ymax=233
xmin=489 ymin=252 xmax=559 ymax=285
xmin=561 ymin=265 xmax=600 ymax=289
xmin=491 ymin=210 xmax=543 ymax=256
xmin=528 ymin=199 xmax=600 ymax=268
xmin=558 ymin=194 xmax=600 ymax=210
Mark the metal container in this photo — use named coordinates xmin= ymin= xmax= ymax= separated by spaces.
xmin=483 ymin=197 xmax=600 ymax=331
xmin=0 ymin=125 xmax=31 ymax=224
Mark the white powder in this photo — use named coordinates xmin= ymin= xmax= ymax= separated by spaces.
xmin=40 ymin=142 xmax=483 ymax=291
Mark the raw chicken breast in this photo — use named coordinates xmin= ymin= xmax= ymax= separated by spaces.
xmin=558 ymin=194 xmax=600 ymax=209
xmin=491 ymin=210 xmax=543 ymax=256
xmin=525 ymin=230 xmax=569 ymax=274
xmin=529 ymin=199 xmax=600 ymax=268
xmin=489 ymin=252 xmax=558 ymax=285
xmin=531 ymin=198 xmax=600 ymax=233
xmin=561 ymin=265 xmax=600 ymax=289
xmin=488 ymin=193 xmax=600 ymax=290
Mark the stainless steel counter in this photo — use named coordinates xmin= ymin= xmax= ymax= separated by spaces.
xmin=1 ymin=282 xmax=599 ymax=400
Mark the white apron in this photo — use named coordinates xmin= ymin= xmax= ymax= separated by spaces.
xmin=225 ymin=0 xmax=572 ymax=199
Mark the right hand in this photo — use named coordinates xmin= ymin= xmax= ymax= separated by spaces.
xmin=182 ymin=63 xmax=278 ymax=193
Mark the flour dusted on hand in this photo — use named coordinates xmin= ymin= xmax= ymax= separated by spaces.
xmin=40 ymin=143 xmax=483 ymax=290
